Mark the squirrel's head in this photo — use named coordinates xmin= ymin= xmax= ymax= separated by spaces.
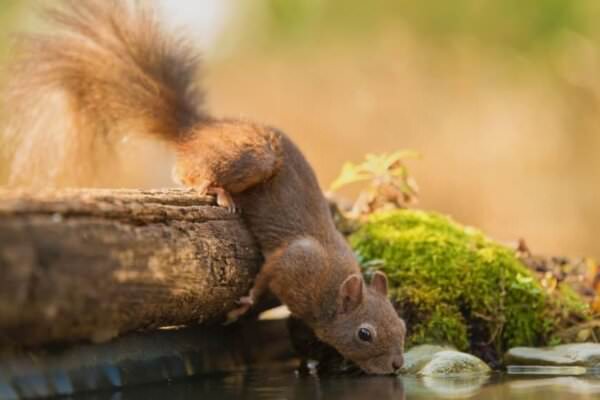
xmin=315 ymin=271 xmax=406 ymax=375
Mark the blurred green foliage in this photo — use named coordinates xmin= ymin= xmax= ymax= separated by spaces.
xmin=258 ymin=0 xmax=598 ymax=53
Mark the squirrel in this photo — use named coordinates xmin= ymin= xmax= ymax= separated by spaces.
xmin=4 ymin=0 xmax=406 ymax=374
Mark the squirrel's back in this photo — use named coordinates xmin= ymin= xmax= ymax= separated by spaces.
xmin=3 ymin=0 xmax=205 ymax=186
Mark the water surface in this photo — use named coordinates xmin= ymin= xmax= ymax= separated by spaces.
xmin=73 ymin=366 xmax=600 ymax=400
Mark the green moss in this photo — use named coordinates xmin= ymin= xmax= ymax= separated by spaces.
xmin=351 ymin=210 xmax=588 ymax=353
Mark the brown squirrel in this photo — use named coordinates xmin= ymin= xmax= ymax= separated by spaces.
xmin=4 ymin=0 xmax=406 ymax=374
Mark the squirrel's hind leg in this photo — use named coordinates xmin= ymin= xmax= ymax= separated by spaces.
xmin=195 ymin=181 xmax=237 ymax=213
xmin=174 ymin=121 xmax=283 ymax=211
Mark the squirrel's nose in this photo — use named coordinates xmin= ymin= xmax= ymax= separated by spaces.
xmin=391 ymin=356 xmax=403 ymax=371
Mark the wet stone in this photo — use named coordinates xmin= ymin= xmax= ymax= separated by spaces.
xmin=400 ymin=345 xmax=491 ymax=376
xmin=399 ymin=345 xmax=449 ymax=374
xmin=506 ymin=365 xmax=587 ymax=375
xmin=505 ymin=343 xmax=600 ymax=368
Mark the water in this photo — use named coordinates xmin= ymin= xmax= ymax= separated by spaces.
xmin=70 ymin=367 xmax=600 ymax=400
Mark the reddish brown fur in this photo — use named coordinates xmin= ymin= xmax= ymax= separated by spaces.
xmin=5 ymin=0 xmax=406 ymax=374
xmin=2 ymin=0 xmax=205 ymax=186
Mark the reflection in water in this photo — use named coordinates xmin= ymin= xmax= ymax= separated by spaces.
xmin=71 ymin=368 xmax=600 ymax=400
xmin=421 ymin=375 xmax=490 ymax=398
xmin=79 ymin=368 xmax=406 ymax=400
xmin=510 ymin=377 xmax=600 ymax=395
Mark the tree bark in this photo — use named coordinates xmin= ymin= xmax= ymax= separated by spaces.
xmin=0 ymin=188 xmax=262 ymax=348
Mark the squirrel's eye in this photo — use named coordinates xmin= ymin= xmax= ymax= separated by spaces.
xmin=357 ymin=327 xmax=373 ymax=342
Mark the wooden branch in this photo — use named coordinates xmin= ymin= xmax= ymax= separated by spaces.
xmin=0 ymin=188 xmax=262 ymax=348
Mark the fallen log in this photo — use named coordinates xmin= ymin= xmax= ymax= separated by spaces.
xmin=0 ymin=188 xmax=262 ymax=348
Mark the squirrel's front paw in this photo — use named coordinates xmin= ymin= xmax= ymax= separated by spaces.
xmin=223 ymin=295 xmax=254 ymax=325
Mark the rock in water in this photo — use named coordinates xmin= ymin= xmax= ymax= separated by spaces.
xmin=505 ymin=343 xmax=600 ymax=368
xmin=400 ymin=345 xmax=449 ymax=374
xmin=506 ymin=365 xmax=587 ymax=375
xmin=419 ymin=351 xmax=491 ymax=376
xmin=400 ymin=345 xmax=491 ymax=376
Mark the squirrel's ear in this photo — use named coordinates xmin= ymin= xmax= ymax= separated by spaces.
xmin=370 ymin=271 xmax=388 ymax=296
xmin=338 ymin=274 xmax=364 ymax=314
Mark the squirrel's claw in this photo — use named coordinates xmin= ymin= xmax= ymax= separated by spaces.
xmin=213 ymin=187 xmax=239 ymax=214
xmin=224 ymin=304 xmax=252 ymax=325
xmin=196 ymin=184 xmax=239 ymax=214
xmin=237 ymin=295 xmax=254 ymax=306
xmin=223 ymin=294 xmax=255 ymax=325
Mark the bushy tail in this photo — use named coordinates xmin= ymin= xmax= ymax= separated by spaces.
xmin=2 ymin=0 xmax=206 ymax=187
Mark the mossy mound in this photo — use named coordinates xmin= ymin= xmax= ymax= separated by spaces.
xmin=351 ymin=210 xmax=589 ymax=359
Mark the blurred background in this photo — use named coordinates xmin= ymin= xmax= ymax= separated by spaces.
xmin=0 ymin=0 xmax=598 ymax=258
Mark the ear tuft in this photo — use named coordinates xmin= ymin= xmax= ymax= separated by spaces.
xmin=370 ymin=271 xmax=388 ymax=296
xmin=338 ymin=274 xmax=364 ymax=314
